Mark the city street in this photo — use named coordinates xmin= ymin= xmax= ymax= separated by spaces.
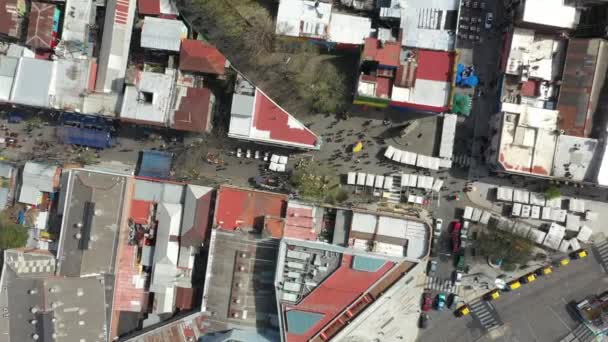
xmin=419 ymin=250 xmax=607 ymax=342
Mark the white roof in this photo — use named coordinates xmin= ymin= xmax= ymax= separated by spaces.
xmin=528 ymin=228 xmax=547 ymax=244
xmin=402 ymin=151 xmax=417 ymax=165
xmin=155 ymin=202 xmax=183 ymax=265
xmin=275 ymin=0 xmax=332 ymax=38
xmin=439 ymin=114 xmax=457 ymax=158
xmin=357 ymin=172 xmax=366 ymax=186
xmin=417 ymin=176 xmax=433 ymax=190
xmin=400 ymin=0 xmax=458 ymax=51
xmin=463 ymin=206 xmax=473 ymax=220
xmin=279 ymin=156 xmax=288 ymax=164
xmin=432 ymin=179 xmax=444 ymax=192
xmin=496 ymin=187 xmax=514 ymax=202
xmin=23 ymin=162 xmax=58 ymax=193
xmin=375 ymin=175 xmax=385 ymax=188
xmin=351 ymin=212 xmax=377 ymax=234
xmin=529 ymin=192 xmax=546 ymax=206
xmin=10 ymin=57 xmax=53 ymax=107
xmin=416 ymin=155 xmax=440 ymax=170
xmin=383 ymin=176 xmax=393 ymax=190
xmin=541 ymin=206 xmax=552 ymax=220
xmin=552 ymin=209 xmax=567 ymax=222
xmin=546 ymin=197 xmax=562 ymax=208
xmin=480 ymin=211 xmax=492 ymax=225
xmin=347 ymin=172 xmax=356 ymax=185
xmin=577 ymin=225 xmax=592 ymax=243
xmin=392 ymin=149 xmax=403 ymax=162
xmin=531 ymin=206 xmax=541 ymax=219
xmin=395 ymin=79 xmax=451 ymax=108
xmin=377 ymin=216 xmax=407 ymax=240
xmin=0 ymin=56 xmax=18 ymax=101
xmin=384 ymin=145 xmax=396 ymax=159
xmin=521 ymin=205 xmax=531 ymax=218
xmin=568 ymin=198 xmax=585 ymax=213
xmin=328 ymin=13 xmax=371 ymax=44
xmin=62 ymin=0 xmax=95 ymax=44
xmin=141 ymin=17 xmax=187 ymax=51
xmin=19 ymin=185 xmax=42 ymax=205
xmin=401 ymin=174 xmax=410 ymax=186
xmin=512 ymin=203 xmax=522 ymax=216
xmin=513 ymin=189 xmax=530 ymax=203
xmin=522 ymin=0 xmax=580 ymax=29
xmin=408 ymin=174 xmax=418 ymax=187
xmin=363 ymin=173 xmax=373 ymax=187
xmin=543 ymin=222 xmax=566 ymax=249
xmin=569 ymin=238 xmax=581 ymax=251
xmin=565 ymin=214 xmax=580 ymax=232
xmin=597 ymin=137 xmax=608 ymax=185
xmin=120 ymin=70 xmax=176 ymax=124
xmin=471 ymin=208 xmax=482 ymax=222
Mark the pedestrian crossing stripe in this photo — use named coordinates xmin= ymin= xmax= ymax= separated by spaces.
xmin=469 ymin=300 xmax=502 ymax=330
xmin=594 ymin=240 xmax=608 ymax=273
xmin=425 ymin=276 xmax=460 ymax=294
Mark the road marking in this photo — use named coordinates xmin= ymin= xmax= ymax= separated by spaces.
xmin=546 ymin=305 xmax=572 ymax=330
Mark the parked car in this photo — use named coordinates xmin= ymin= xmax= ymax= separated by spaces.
xmin=246 ymin=149 xmax=252 ymax=158
xmin=520 ymin=273 xmax=536 ymax=284
xmin=236 ymin=148 xmax=243 ymax=158
xmin=452 ymin=271 xmax=463 ymax=286
xmin=436 ymin=293 xmax=447 ymax=311
xmin=485 ymin=12 xmax=493 ymax=29
xmin=571 ymin=249 xmax=588 ymax=259
xmin=263 ymin=152 xmax=270 ymax=162
xmin=535 ymin=266 xmax=553 ymax=276
xmin=448 ymin=293 xmax=460 ymax=309
xmin=485 ymin=289 xmax=501 ymax=301
xmin=435 ymin=218 xmax=443 ymax=235
xmin=457 ymin=304 xmax=470 ymax=316
xmin=254 ymin=150 xmax=260 ymax=159
xmin=419 ymin=313 xmax=430 ymax=329
xmin=428 ymin=260 xmax=438 ymax=276
xmin=422 ymin=292 xmax=433 ymax=311
xmin=452 ymin=221 xmax=462 ymax=233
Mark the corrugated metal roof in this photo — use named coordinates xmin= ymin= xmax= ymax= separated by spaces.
xmin=179 ymin=39 xmax=226 ymax=75
xmin=0 ymin=187 xmax=9 ymax=209
xmin=10 ymin=57 xmax=53 ymax=107
xmin=134 ymin=179 xmax=184 ymax=203
xmin=137 ymin=150 xmax=173 ymax=179
xmin=19 ymin=184 xmax=41 ymax=205
xmin=0 ymin=162 xmax=14 ymax=178
xmin=22 ymin=162 xmax=59 ymax=193
xmin=141 ymin=16 xmax=187 ymax=52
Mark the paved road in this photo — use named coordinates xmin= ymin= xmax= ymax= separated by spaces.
xmin=418 ymin=251 xmax=608 ymax=342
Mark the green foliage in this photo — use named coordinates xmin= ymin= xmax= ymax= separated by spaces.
xmin=295 ymin=61 xmax=347 ymax=114
xmin=544 ymin=185 xmax=561 ymax=200
xmin=0 ymin=212 xmax=28 ymax=250
xmin=478 ymin=229 xmax=534 ymax=269
xmin=74 ymin=150 xmax=98 ymax=166
xmin=291 ymin=161 xmax=341 ymax=203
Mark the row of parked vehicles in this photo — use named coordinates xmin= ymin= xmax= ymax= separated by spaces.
xmin=455 ymin=249 xmax=589 ymax=317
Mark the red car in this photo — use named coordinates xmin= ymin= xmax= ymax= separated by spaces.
xmin=452 ymin=221 xmax=462 ymax=233
xmin=422 ymin=292 xmax=433 ymax=311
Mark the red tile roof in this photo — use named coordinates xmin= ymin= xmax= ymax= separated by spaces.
xmin=214 ymin=185 xmax=287 ymax=231
xmin=113 ymin=245 xmax=148 ymax=312
xmin=521 ymin=80 xmax=538 ymax=97
xmin=363 ymin=38 xmax=401 ymax=67
xmin=375 ymin=77 xmax=392 ymax=98
xmin=253 ymin=89 xmax=319 ymax=148
xmin=264 ymin=216 xmax=285 ymax=238
xmin=131 ymin=199 xmax=152 ymax=224
xmin=115 ymin=0 xmax=131 ymax=25
xmin=0 ymin=0 xmax=20 ymax=37
xmin=415 ymin=49 xmax=455 ymax=82
xmin=181 ymin=189 xmax=213 ymax=247
xmin=138 ymin=0 xmax=160 ymax=15
xmin=285 ymin=254 xmax=395 ymax=341
xmin=179 ymin=39 xmax=226 ymax=75
xmin=175 ymin=287 xmax=195 ymax=310
xmin=172 ymin=87 xmax=213 ymax=133
xmin=284 ymin=205 xmax=318 ymax=241
xmin=26 ymin=2 xmax=55 ymax=50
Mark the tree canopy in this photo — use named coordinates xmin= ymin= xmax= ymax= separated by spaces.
xmin=478 ymin=228 xmax=534 ymax=269
xmin=0 ymin=212 xmax=28 ymax=250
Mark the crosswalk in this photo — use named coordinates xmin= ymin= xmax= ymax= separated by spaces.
xmin=425 ymin=276 xmax=460 ymax=294
xmin=453 ymin=154 xmax=471 ymax=167
xmin=469 ymin=300 xmax=502 ymax=331
xmin=559 ymin=323 xmax=596 ymax=342
xmin=594 ymin=240 xmax=608 ymax=272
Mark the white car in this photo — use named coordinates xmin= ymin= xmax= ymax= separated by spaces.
xmin=236 ymin=148 xmax=242 ymax=158
xmin=263 ymin=152 xmax=270 ymax=162
xmin=435 ymin=219 xmax=443 ymax=235
xmin=254 ymin=150 xmax=260 ymax=159
xmin=246 ymin=149 xmax=251 ymax=158
xmin=485 ymin=12 xmax=493 ymax=29
xmin=453 ymin=271 xmax=463 ymax=286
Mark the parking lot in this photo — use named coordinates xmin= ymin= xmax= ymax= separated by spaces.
xmin=418 ymin=247 xmax=607 ymax=342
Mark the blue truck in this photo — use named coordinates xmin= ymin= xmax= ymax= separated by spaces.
xmin=56 ymin=126 xmax=113 ymax=149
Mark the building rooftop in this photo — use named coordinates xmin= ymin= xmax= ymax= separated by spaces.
xmin=505 ymin=28 xmax=564 ymax=83
xmin=519 ymin=0 xmax=580 ymax=29
xmin=0 ymin=0 xmax=25 ymax=38
xmin=497 ymin=103 xmax=559 ymax=176
xmin=180 ymin=184 xmax=214 ymax=247
xmin=49 ymin=58 xmax=95 ymax=112
xmin=56 ymin=169 xmax=128 ymax=277
xmin=201 ymin=229 xmax=280 ymax=332
xmin=552 ymin=134 xmax=598 ymax=181
xmin=214 ymin=185 xmax=287 ymax=231
xmin=137 ymin=0 xmax=178 ymax=16
xmin=0 ymin=250 xmax=109 ymax=342
xmin=399 ymin=0 xmax=458 ymax=51
xmin=141 ymin=16 xmax=187 ymax=52
xmin=275 ymin=0 xmax=332 ymax=39
xmin=228 ymin=75 xmax=321 ymax=149
xmin=10 ymin=57 xmax=53 ymax=107
xmin=61 ymin=0 xmax=95 ymax=45
xmin=122 ymin=311 xmax=206 ymax=342
xmin=0 ymin=55 xmax=18 ymax=101
xmin=283 ymin=201 xmax=321 ymax=241
xmin=121 ymin=69 xmax=176 ymax=124
xmin=179 ymin=39 xmax=226 ymax=75
xmin=327 ymin=13 xmax=371 ymax=45
xmin=95 ymin=0 xmax=136 ymax=93
xmin=26 ymin=2 xmax=57 ymax=50
xmin=557 ymin=38 xmax=608 ymax=137
xmin=275 ymin=239 xmax=408 ymax=342
xmin=172 ymin=87 xmax=214 ymax=133
xmin=362 ymin=38 xmax=401 ymax=67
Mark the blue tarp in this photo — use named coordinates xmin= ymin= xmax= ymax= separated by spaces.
xmin=137 ymin=150 xmax=173 ymax=180
xmin=455 ymin=64 xmax=479 ymax=88
xmin=57 ymin=126 xmax=112 ymax=149
xmin=60 ymin=113 xmax=114 ymax=130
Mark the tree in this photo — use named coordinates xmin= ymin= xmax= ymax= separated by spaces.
xmin=478 ymin=229 xmax=534 ymax=270
xmin=291 ymin=161 xmax=340 ymax=203
xmin=544 ymin=185 xmax=561 ymax=199
xmin=295 ymin=59 xmax=348 ymax=114
xmin=0 ymin=212 xmax=28 ymax=250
